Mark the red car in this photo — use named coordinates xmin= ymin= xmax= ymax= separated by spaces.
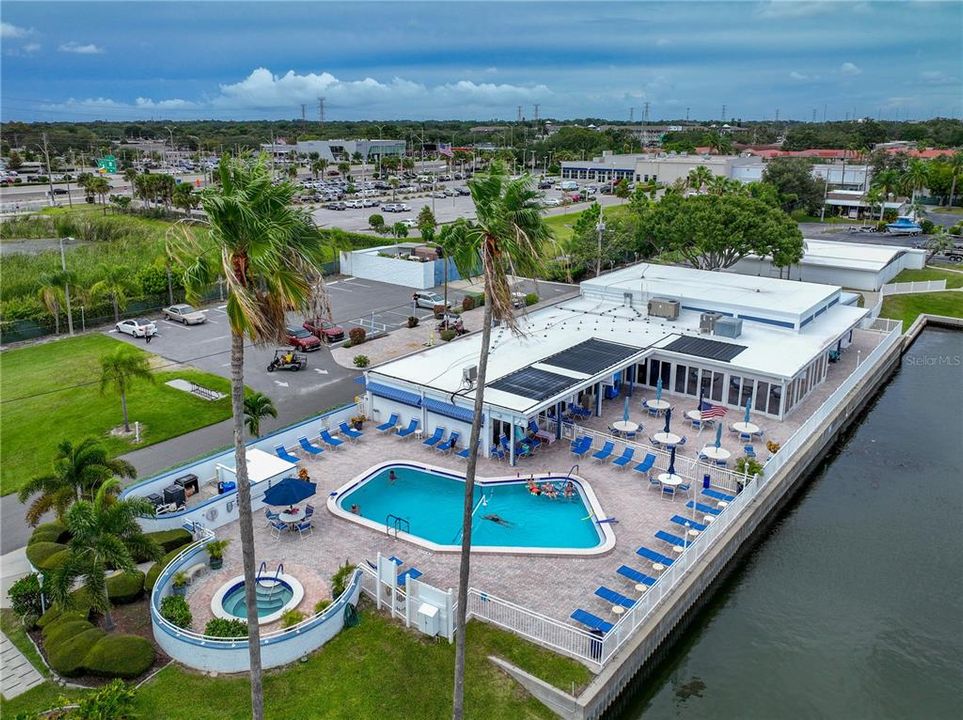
xmin=302 ymin=317 xmax=346 ymax=343
xmin=285 ymin=327 xmax=322 ymax=351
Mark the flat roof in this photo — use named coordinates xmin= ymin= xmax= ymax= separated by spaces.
xmin=797 ymin=239 xmax=922 ymax=272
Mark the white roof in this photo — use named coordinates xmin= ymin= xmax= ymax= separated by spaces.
xmin=216 ymin=448 xmax=295 ymax=484
xmin=795 ymin=239 xmax=924 ymax=272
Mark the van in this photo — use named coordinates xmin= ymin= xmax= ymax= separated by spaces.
xmin=560 ymin=180 xmax=579 ymax=191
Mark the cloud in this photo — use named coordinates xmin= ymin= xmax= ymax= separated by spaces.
xmin=839 ymin=62 xmax=862 ymax=76
xmin=789 ymin=71 xmax=809 ymax=81
xmin=755 ymin=1 xmax=836 ymax=19
xmin=58 ymin=41 xmax=105 ymax=55
xmin=1 ymin=22 xmax=32 ymax=39
xmin=918 ymin=70 xmax=958 ymax=86
xmin=655 ymin=38 xmax=671 ymax=47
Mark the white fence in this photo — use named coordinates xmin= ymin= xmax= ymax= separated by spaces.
xmin=881 ymin=279 xmax=947 ymax=296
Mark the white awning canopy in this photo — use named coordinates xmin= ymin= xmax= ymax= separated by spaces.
xmin=216 ymin=448 xmax=296 ymax=485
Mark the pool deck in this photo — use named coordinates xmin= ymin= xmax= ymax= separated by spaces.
xmin=199 ymin=329 xmax=884 ymax=629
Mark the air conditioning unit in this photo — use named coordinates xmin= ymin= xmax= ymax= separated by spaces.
xmin=462 ymin=365 xmax=478 ymax=385
xmin=714 ymin=317 xmax=743 ymax=338
xmin=699 ymin=312 xmax=723 ymax=334
xmin=647 ymin=298 xmax=680 ymax=320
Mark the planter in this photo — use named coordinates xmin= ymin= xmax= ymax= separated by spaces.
xmin=209 ymin=557 xmax=224 ymax=570
xmin=352 ymin=420 xmax=364 ymax=431
xmin=172 ymin=585 xmax=187 ymax=597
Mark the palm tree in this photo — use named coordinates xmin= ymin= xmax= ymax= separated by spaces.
xmin=317 ymin=158 xmax=329 ymax=178
xmin=946 ymin=151 xmax=963 ymax=208
xmin=88 ymin=176 xmax=111 ymax=214
xmin=123 ymin=168 xmax=139 ymax=200
xmin=37 ymin=271 xmax=72 ymax=335
xmin=243 ymin=392 xmax=277 ymax=437
xmin=99 ymin=346 xmax=155 ymax=433
xmin=18 ymin=438 xmax=136 ymax=526
xmin=90 ymin=264 xmax=139 ymax=323
xmin=706 ymin=133 xmax=733 ymax=155
xmin=337 ymin=161 xmax=351 ymax=179
xmin=687 ymin=166 xmax=713 ymax=193
xmin=169 ymin=153 xmax=328 ymax=720
xmin=925 ymin=227 xmax=954 ymax=261
xmin=902 ymin=158 xmax=930 ymax=204
xmin=46 ymin=479 xmax=161 ymax=630
xmin=445 ymin=162 xmax=550 ymax=719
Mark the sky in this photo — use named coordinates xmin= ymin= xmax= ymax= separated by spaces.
xmin=1 ymin=1 xmax=961 ymax=123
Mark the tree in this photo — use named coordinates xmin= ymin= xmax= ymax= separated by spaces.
xmin=391 ymin=221 xmax=409 ymax=238
xmin=88 ymin=176 xmax=111 ymax=212
xmin=7 ymin=150 xmax=23 ymax=170
xmin=762 ymin=157 xmax=824 ymax=214
xmin=613 ymin=178 xmax=631 ymax=201
xmin=417 ymin=206 xmax=437 ymax=242
xmin=109 ymin=194 xmax=132 ymax=212
xmin=90 ymin=264 xmax=139 ymax=322
xmin=337 ymin=161 xmax=351 ymax=179
xmin=946 ymin=151 xmax=963 ymax=208
xmin=640 ymin=192 xmax=804 ymax=271
xmin=243 ymin=392 xmax=277 ymax=437
xmin=46 ymin=479 xmax=161 ymax=631
xmin=902 ymin=158 xmax=930 ymax=202
xmin=170 ymin=153 xmax=329 ymax=720
xmin=872 ymin=168 xmax=902 ymax=202
xmin=310 ymin=160 xmax=324 ymax=179
xmin=17 ymin=438 xmax=136 ymax=526
xmin=172 ymin=183 xmax=199 ymax=217
xmin=445 ymin=162 xmax=550 ymax=719
xmin=368 ymin=213 xmax=386 ymax=233
xmin=123 ymin=168 xmax=139 ymax=200
xmin=687 ymin=166 xmax=713 ymax=193
xmin=99 ymin=346 xmax=154 ymax=433
xmin=925 ymin=228 xmax=954 ymax=261
xmin=706 ymin=133 xmax=733 ymax=155
xmin=37 ymin=271 xmax=72 ymax=335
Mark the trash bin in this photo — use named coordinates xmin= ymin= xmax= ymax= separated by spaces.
xmin=703 ymin=473 xmax=711 ymax=489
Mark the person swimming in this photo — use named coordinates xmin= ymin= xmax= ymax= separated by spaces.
xmin=483 ymin=514 xmax=513 ymax=526
xmin=388 ymin=470 xmax=397 ymax=484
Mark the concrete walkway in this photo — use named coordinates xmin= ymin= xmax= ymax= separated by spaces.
xmin=1 ymin=630 xmax=45 ymax=699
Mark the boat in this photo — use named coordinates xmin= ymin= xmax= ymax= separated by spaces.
xmin=885 ymin=216 xmax=923 ymax=236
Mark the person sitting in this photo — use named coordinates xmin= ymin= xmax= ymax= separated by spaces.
xmin=350 ymin=504 xmax=360 ymax=514
xmin=564 ymin=481 xmax=575 ymax=499
xmin=284 ymin=351 xmax=294 ymax=364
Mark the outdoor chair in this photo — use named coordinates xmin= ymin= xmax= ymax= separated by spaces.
xmin=270 ymin=519 xmax=289 ymax=540
xmin=319 ymin=429 xmax=344 ymax=449
xmin=489 ymin=446 xmax=506 ymax=461
xmin=636 ymin=546 xmax=675 ymax=566
xmin=397 ymin=567 xmax=423 ymax=588
xmin=275 ymin=445 xmax=300 ymax=464
xmin=396 ymin=418 xmax=420 ymax=439
xmin=295 ymin=519 xmax=313 ymax=538
xmin=298 ymin=436 xmax=324 ymax=456
xmin=661 ymin=485 xmax=676 ymax=500
xmin=304 ymin=503 xmax=315 ymax=517
xmin=655 ymin=530 xmax=687 ymax=547
xmin=264 ymin=508 xmax=280 ymax=526
xmin=591 ymin=441 xmax=615 ymax=464
xmin=594 ymin=586 xmax=635 ymax=609
xmin=633 ymin=453 xmax=657 ymax=477
xmin=647 ymin=476 xmax=661 ymax=491
xmin=670 ymin=515 xmax=707 ymax=532
xmin=339 ymin=422 xmax=363 ymax=442
xmin=376 ymin=413 xmax=400 ymax=433
xmin=744 ymin=445 xmax=756 ymax=459
xmin=616 ymin=565 xmax=656 ymax=587
xmin=456 ymin=447 xmax=474 ymax=461
xmin=436 ymin=431 xmax=460 ymax=454
xmin=686 ymin=500 xmax=721 ymax=516
xmin=702 ymin=488 xmax=736 ymax=503
xmin=570 ymin=609 xmax=613 ymax=633
xmin=421 ymin=427 xmax=445 ymax=448
xmin=612 ymin=447 xmax=635 ymax=470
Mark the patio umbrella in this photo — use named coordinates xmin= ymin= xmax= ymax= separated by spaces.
xmin=622 ymin=395 xmax=630 ymax=423
xmin=744 ymin=397 xmax=752 ymax=424
xmin=667 ymin=445 xmax=677 ymax=476
xmin=663 ymin=407 xmax=672 ymax=434
xmin=263 ymin=477 xmax=317 ymax=508
xmin=715 ymin=422 xmax=723 ymax=449
xmin=656 ymin=377 xmax=663 ymax=402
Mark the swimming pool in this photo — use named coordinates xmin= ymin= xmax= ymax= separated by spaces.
xmin=329 ymin=462 xmax=615 ymax=555
xmin=210 ymin=573 xmax=305 ymax=625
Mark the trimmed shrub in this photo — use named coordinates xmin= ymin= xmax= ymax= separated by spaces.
xmin=466 ymin=292 xmax=485 ymax=307
xmin=735 ymin=456 xmax=764 ymax=477
xmin=876 ymin=221 xmax=888 ymax=232
xmin=314 ymin=598 xmax=332 ymax=614
xmin=106 ymin=571 xmax=146 ymax=605
xmin=43 ymin=618 xmax=96 ymax=647
xmin=461 ymin=295 xmax=475 ymax=312
xmin=280 ymin=609 xmax=305 ymax=628
xmin=38 ymin=604 xmax=90 ymax=629
xmin=145 ymin=547 xmax=183 ymax=591
xmin=29 ymin=521 xmax=68 ymax=545
xmin=439 ymin=328 xmax=457 ymax=342
xmin=204 ymin=617 xmax=248 ymax=638
xmin=84 ymin=635 xmax=155 ymax=679
xmin=160 ymin=595 xmax=192 ymax=629
xmin=142 ymin=528 xmax=192 ymax=556
xmin=920 ymin=219 xmax=935 ymax=234
xmin=348 ymin=326 xmax=366 ymax=345
xmin=70 ymin=680 xmax=137 ymax=717
xmin=353 ymin=354 xmax=370 ymax=368
xmin=25 ymin=541 xmax=69 ymax=571
xmin=331 ymin=562 xmax=357 ymax=599
xmin=524 ymin=292 xmax=539 ymax=306
xmin=48 ymin=627 xmax=106 ymax=676
xmin=8 ymin=573 xmax=43 ymax=620
xmin=407 ymin=316 xmax=419 ymax=328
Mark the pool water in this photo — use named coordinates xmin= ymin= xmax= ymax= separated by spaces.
xmin=221 ymin=580 xmax=294 ymax=619
xmin=337 ymin=464 xmax=605 ymax=550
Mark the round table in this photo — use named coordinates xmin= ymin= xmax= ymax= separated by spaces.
xmin=657 ymin=473 xmax=683 ymax=487
xmin=651 ymin=563 xmax=665 ymax=572
xmin=703 ymin=515 xmax=715 ymax=524
xmin=645 ymin=399 xmax=671 ymax=412
xmin=687 ymin=529 xmax=700 ymax=538
xmin=685 ymin=410 xmax=703 ymax=422
xmin=732 ymin=421 xmax=760 ymax=435
xmin=277 ymin=510 xmax=302 ymax=528
xmin=672 ymin=545 xmax=685 ymax=554
xmin=635 ymin=583 xmax=648 ymax=593
xmin=717 ymin=501 xmax=729 ymax=509
xmin=652 ymin=432 xmax=682 ymax=446
xmin=701 ymin=446 xmax=731 ymax=461
xmin=612 ymin=606 xmax=625 ymax=616
xmin=611 ymin=420 xmax=640 ymax=436
xmin=413 ymin=429 xmax=425 ymax=440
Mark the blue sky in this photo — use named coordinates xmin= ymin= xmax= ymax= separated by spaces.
xmin=2 ymin=1 xmax=960 ymax=122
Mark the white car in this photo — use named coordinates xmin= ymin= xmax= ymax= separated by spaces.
xmin=116 ymin=318 xmax=157 ymax=337
xmin=400 ymin=218 xmax=418 ymax=228
xmin=542 ymin=197 xmax=562 ymax=207
xmin=162 ymin=304 xmax=207 ymax=325
xmin=413 ymin=291 xmax=448 ymax=309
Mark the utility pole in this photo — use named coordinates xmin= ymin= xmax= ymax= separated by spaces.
xmin=775 ymin=108 xmax=779 ymax=123
xmin=533 ymin=103 xmax=539 ymax=122
xmin=40 ymin=132 xmax=57 ymax=208
xmin=59 ymin=236 xmax=75 ymax=336
xmin=629 ymin=107 xmax=634 ymax=123
xmin=517 ymin=105 xmax=523 ymax=123
xmin=812 ymin=108 xmax=817 ymax=123
xmin=643 ymin=102 xmax=650 ymax=124
xmin=823 ymin=103 xmax=827 ymax=122
xmin=595 ymin=210 xmax=606 ymax=278
xmin=318 ymin=97 xmax=326 ymax=126
xmin=301 ymin=104 xmax=306 ymax=122
xmin=686 ymin=107 xmax=690 ymax=122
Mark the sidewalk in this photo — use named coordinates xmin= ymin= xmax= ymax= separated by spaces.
xmin=1 ymin=631 xmax=44 ymax=699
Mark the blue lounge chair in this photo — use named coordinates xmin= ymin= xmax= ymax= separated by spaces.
xmin=264 ymin=508 xmax=280 ymax=526
xmin=422 ymin=427 xmax=445 ymax=448
xmin=528 ymin=419 xmax=540 ymax=435
xmin=396 ymin=418 xmax=420 ymax=439
xmin=489 ymin=445 xmax=506 ymax=461
xmin=570 ymin=609 xmax=613 ymax=633
xmin=275 ymin=445 xmax=300 ymax=464
xmin=376 ymin=413 xmax=400 ymax=433
xmin=592 ymin=441 xmax=615 ymax=463
xmin=339 ymin=422 xmax=363 ymax=442
xmin=436 ymin=431 xmax=460 ymax=454
xmin=655 ymin=530 xmax=688 ymax=547
xmin=304 ymin=503 xmax=315 ymax=518
xmin=636 ymin=546 xmax=675 ymax=566
xmin=633 ymin=452 xmax=657 ymax=476
xmin=298 ymin=436 xmax=324 ymax=456
xmin=670 ymin=515 xmax=707 ymax=532
xmin=397 ymin=567 xmax=422 ymax=587
xmin=703 ymin=488 xmax=736 ymax=502
xmin=571 ymin=437 xmax=592 ymax=459
xmin=744 ymin=444 xmax=756 ymax=458
xmin=686 ymin=500 xmax=721 ymax=515
xmin=595 ymin=586 xmax=635 ymax=609
xmin=612 ymin=447 xmax=635 ymax=470
xmin=319 ymin=429 xmax=344 ymax=449
xmin=616 ymin=565 xmax=656 ymax=587
xmin=456 ymin=447 xmax=474 ymax=461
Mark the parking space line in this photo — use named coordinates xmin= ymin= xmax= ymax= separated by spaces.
xmin=161 ymin=320 xmax=190 ymax=329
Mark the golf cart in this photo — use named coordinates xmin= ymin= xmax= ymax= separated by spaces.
xmin=267 ymin=348 xmax=307 ymax=372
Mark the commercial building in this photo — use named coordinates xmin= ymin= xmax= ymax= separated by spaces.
xmin=363 ymin=263 xmax=868 ymax=462
xmin=560 ymin=152 xmax=765 ymax=185
xmin=261 ymin=139 xmax=406 ymax=163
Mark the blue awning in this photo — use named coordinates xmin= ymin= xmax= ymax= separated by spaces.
xmin=424 ymin=398 xmax=480 ymax=425
xmin=367 ymin=382 xmax=422 ymax=408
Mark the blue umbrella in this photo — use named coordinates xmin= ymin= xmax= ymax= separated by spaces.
xmin=623 ymin=395 xmax=630 ymax=423
xmin=263 ymin=477 xmax=317 ymax=508
xmin=663 ymin=407 xmax=672 ymax=434
xmin=715 ymin=422 xmax=723 ymax=449
xmin=744 ymin=397 xmax=752 ymax=424
xmin=656 ymin=377 xmax=663 ymax=402
xmin=667 ymin=446 xmax=677 ymax=476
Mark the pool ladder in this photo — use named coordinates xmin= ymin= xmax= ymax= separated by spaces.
xmin=385 ymin=514 xmax=409 ymax=539
xmin=256 ymin=561 xmax=284 ymax=600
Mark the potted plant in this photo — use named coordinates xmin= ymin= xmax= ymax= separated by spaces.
xmin=206 ymin=539 xmax=230 ymax=570
xmin=766 ymin=440 xmax=781 ymax=454
xmin=351 ymin=414 xmax=366 ymax=430
xmin=172 ymin=571 xmax=189 ymax=596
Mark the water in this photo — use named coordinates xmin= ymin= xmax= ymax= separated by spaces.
xmin=337 ymin=464 xmax=603 ymax=549
xmin=616 ymin=329 xmax=963 ymax=719
xmin=222 ymin=581 xmax=294 ymax=619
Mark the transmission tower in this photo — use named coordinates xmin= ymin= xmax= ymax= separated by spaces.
xmin=318 ymin=97 xmax=326 ymax=125
xmin=721 ymin=104 xmax=727 ymax=122
xmin=643 ymin=102 xmax=650 ymax=124
xmin=533 ymin=104 xmax=539 ymax=122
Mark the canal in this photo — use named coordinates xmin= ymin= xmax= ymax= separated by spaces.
xmin=615 ymin=328 xmax=963 ymax=719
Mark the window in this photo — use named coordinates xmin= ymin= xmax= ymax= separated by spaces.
xmin=728 ymin=375 xmax=741 ymax=406
xmin=711 ymin=372 xmax=724 ymax=402
xmin=660 ymin=361 xmax=671 ymax=388
xmin=740 ymin=378 xmax=755 ymax=408
xmin=675 ymin=364 xmax=687 ymax=394
xmin=701 ymin=371 xmax=713 ymax=398
xmin=649 ymin=359 xmax=661 ymax=386
xmin=687 ymin=366 xmax=699 ymax=396
xmin=768 ymin=383 xmax=782 ymax=415
xmin=757 ymin=381 xmax=770 ymax=412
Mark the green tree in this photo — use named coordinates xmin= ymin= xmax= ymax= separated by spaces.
xmin=169 ymin=153 xmax=329 ymax=720
xmin=90 ymin=264 xmax=140 ymax=322
xmin=872 ymin=168 xmax=902 ymax=202
xmin=640 ymin=192 xmax=804 ymax=270
xmin=706 ymin=133 xmax=733 ymax=155
xmin=7 ymin=150 xmax=23 ymax=170
xmin=172 ymin=183 xmax=200 ymax=217
xmin=99 ymin=346 xmax=154 ymax=433
xmin=445 ymin=162 xmax=551 ymax=719
xmin=123 ymin=167 xmax=139 ymax=200
xmin=762 ymin=157 xmax=824 ymax=214
xmin=46 ymin=479 xmax=161 ymax=630
xmin=37 ymin=271 xmax=72 ymax=335
xmin=902 ymin=158 xmax=930 ymax=202
xmin=337 ymin=161 xmax=351 ymax=179
xmin=391 ymin=221 xmax=409 ymax=239
xmin=109 ymin=194 xmax=132 ymax=212
xmin=613 ymin=178 xmax=631 ymax=201
xmin=368 ymin=213 xmax=386 ymax=233
xmin=946 ymin=151 xmax=963 ymax=208
xmin=88 ymin=175 xmax=111 ymax=212
xmin=243 ymin=392 xmax=277 ymax=437
xmin=17 ymin=438 xmax=136 ymax=526
xmin=687 ymin=166 xmax=713 ymax=193
xmin=310 ymin=160 xmax=324 ymax=179
xmin=416 ymin=206 xmax=437 ymax=242
xmin=925 ymin=227 xmax=954 ymax=261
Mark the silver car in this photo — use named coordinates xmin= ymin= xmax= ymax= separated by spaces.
xmin=162 ymin=304 xmax=207 ymax=325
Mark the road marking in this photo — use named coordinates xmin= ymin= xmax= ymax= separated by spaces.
xmin=314 ymin=368 xmax=329 ymax=375
xmin=161 ymin=320 xmax=190 ymax=329
xmin=217 ymin=304 xmax=227 ymax=310
xmin=273 ymin=380 xmax=290 ymax=387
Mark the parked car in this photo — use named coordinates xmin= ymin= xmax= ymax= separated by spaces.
xmin=285 ymin=326 xmax=322 ymax=351
xmin=361 ymin=198 xmax=379 ymax=207
xmin=303 ymin=317 xmax=345 ymax=343
xmin=400 ymin=218 xmax=418 ymax=228
xmin=325 ymin=201 xmax=347 ymax=210
xmin=381 ymin=203 xmax=401 ymax=212
xmin=456 ymin=187 xmax=471 ymax=196
xmin=115 ymin=318 xmax=156 ymax=337
xmin=412 ymin=291 xmax=449 ymax=309
xmin=162 ymin=304 xmax=207 ymax=325
xmin=542 ymin=197 xmax=562 ymax=207
xmin=432 ymin=191 xmax=447 ymax=198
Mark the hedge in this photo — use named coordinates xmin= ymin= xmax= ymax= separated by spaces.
xmin=29 ymin=521 xmax=69 ymax=545
xmin=141 ymin=529 xmax=192 ymax=557
xmin=48 ymin=627 xmax=106 ymax=676
xmin=43 ymin=618 xmax=96 ymax=647
xmin=37 ymin=588 xmax=95 ymax=628
xmin=25 ymin=541 xmax=70 ymax=571
xmin=83 ymin=634 xmax=155 ymax=679
xmin=145 ymin=547 xmax=185 ymax=592
xmin=106 ymin=570 xmax=145 ymax=604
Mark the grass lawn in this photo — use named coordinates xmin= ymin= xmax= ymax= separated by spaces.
xmin=3 ymin=610 xmax=592 ymax=719
xmin=0 ymin=333 xmax=234 ymax=496
xmin=892 ymin=266 xmax=963 ymax=289
xmin=880 ymin=292 xmax=963 ymax=329
xmin=543 ymin=203 xmax=630 ymax=247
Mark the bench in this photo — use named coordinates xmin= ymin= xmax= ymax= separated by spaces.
xmin=184 ymin=562 xmax=207 ymax=583
xmin=190 ymin=382 xmax=221 ymax=401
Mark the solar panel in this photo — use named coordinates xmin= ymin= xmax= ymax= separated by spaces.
xmin=540 ymin=338 xmax=642 ymax=375
xmin=489 ymin=366 xmax=581 ymax=402
xmin=662 ymin=337 xmax=746 ymax=363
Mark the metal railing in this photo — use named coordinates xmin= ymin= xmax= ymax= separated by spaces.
xmin=881 ymin=279 xmax=947 ymax=296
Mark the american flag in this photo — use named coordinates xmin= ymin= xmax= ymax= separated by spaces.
xmin=699 ymin=400 xmax=728 ymax=419
xmin=438 ymin=143 xmax=454 ymax=158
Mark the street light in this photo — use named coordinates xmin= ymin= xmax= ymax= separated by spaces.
xmin=595 ymin=211 xmax=606 ymax=278
xmin=164 ymin=126 xmax=176 ymax=165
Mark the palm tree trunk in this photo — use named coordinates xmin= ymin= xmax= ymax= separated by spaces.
xmin=231 ymin=330 xmax=265 ymax=720
xmin=112 ymin=296 xmax=120 ymax=323
xmin=103 ymin=607 xmax=115 ymax=631
xmin=950 ymin=176 xmax=957 ymax=209
xmin=452 ymin=297 xmax=494 ymax=720
xmin=120 ymin=389 xmax=130 ymax=433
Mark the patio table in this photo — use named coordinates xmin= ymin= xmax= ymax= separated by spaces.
xmin=732 ymin=421 xmax=760 ymax=435
xmin=657 ymin=472 xmax=683 ymax=486
xmin=652 ymin=432 xmax=682 ymax=446
xmin=685 ymin=410 xmax=703 ymax=422
xmin=645 ymin=399 xmax=671 ymax=412
xmin=611 ymin=420 xmax=639 ymax=435
xmin=278 ymin=510 xmax=302 ymax=529
xmin=701 ymin=446 xmax=731 ymax=461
